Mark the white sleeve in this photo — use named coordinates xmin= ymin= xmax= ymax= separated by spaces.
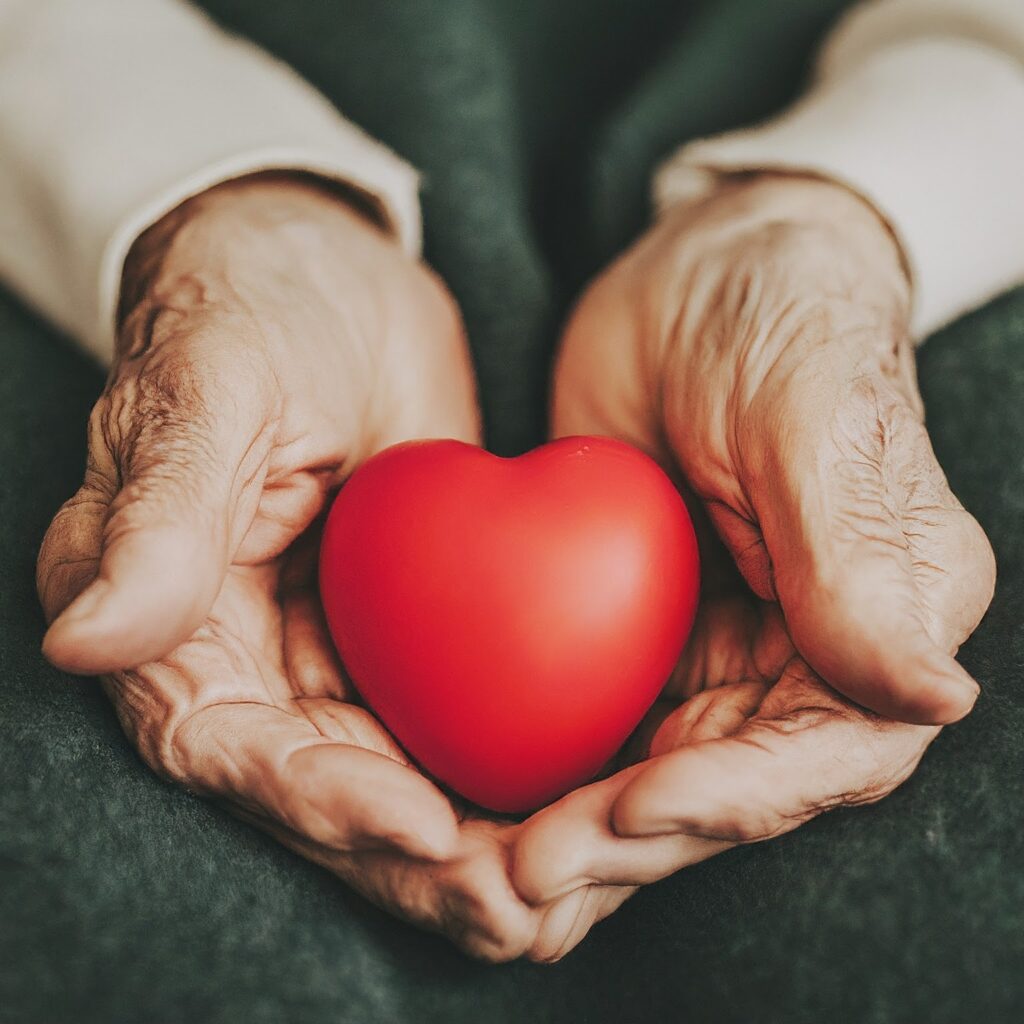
xmin=654 ymin=0 xmax=1024 ymax=339
xmin=0 ymin=0 xmax=422 ymax=362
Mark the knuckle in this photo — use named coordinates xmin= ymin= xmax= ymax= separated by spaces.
xmin=119 ymin=346 xmax=237 ymax=461
xmin=134 ymin=351 xmax=206 ymax=419
xmin=106 ymin=338 xmax=274 ymax=513
xmin=80 ymin=399 xmax=122 ymax=494
xmin=38 ymin=486 xmax=100 ymax=554
xmin=130 ymin=356 xmax=215 ymax=459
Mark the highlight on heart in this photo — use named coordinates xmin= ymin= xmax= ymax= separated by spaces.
xmin=319 ymin=436 xmax=700 ymax=813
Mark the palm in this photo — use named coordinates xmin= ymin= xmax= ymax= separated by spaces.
xmin=624 ymin=498 xmax=928 ymax=770
xmin=52 ymin=430 xmax=595 ymax=959
xmin=103 ymin=509 xmax=457 ymax=843
xmin=620 ymin=518 xmax=936 ymax=842
xmin=39 ymin=175 xmax=618 ymax=961
xmin=512 ymin=501 xmax=934 ymax=904
xmin=512 ymin=176 xmax=995 ymax=905
xmin=122 ymin=528 xmax=628 ymax=962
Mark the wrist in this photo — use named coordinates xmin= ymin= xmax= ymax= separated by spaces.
xmin=741 ymin=172 xmax=904 ymax=288
xmin=673 ymin=171 xmax=913 ymax=370
xmin=164 ymin=171 xmax=390 ymax=236
xmin=116 ymin=173 xmax=392 ymax=345
xmin=658 ymin=172 xmax=920 ymax=486
xmin=731 ymin=176 xmax=926 ymax=464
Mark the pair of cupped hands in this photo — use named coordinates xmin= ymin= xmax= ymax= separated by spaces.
xmin=38 ymin=171 xmax=994 ymax=961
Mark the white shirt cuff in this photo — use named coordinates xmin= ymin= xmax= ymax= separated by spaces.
xmin=0 ymin=0 xmax=422 ymax=362
xmin=654 ymin=35 xmax=1024 ymax=339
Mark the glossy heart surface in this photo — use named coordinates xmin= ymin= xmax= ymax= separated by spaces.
xmin=319 ymin=436 xmax=699 ymax=812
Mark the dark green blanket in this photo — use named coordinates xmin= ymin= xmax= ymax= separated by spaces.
xmin=2 ymin=1 xmax=1022 ymax=1021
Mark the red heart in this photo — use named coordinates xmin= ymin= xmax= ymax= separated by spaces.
xmin=319 ymin=436 xmax=699 ymax=813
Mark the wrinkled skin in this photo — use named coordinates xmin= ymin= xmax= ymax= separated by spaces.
xmin=512 ymin=173 xmax=996 ymax=904
xmin=36 ymin=175 xmax=631 ymax=962
xmin=38 ymin=172 xmax=996 ymax=961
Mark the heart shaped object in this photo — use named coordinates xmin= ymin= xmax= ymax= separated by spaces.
xmin=319 ymin=436 xmax=699 ymax=813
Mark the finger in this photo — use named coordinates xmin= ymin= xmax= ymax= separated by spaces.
xmin=277 ymin=521 xmax=356 ymax=701
xmin=665 ymin=596 xmax=794 ymax=702
xmin=512 ymin=678 xmax=767 ymax=901
xmin=283 ymin=590 xmax=352 ymax=700
xmin=428 ymin=821 xmax=538 ymax=962
xmin=611 ymin=666 xmax=936 ymax=843
xmin=648 ymin=679 xmax=770 ymax=755
xmin=279 ymin=816 xmax=540 ymax=963
xmin=529 ymin=884 xmax=636 ymax=963
xmin=511 ymin=621 xmax=771 ymax=904
xmin=42 ymin=344 xmax=275 ymax=675
xmin=166 ymin=698 xmax=460 ymax=861
xmin=511 ymin=764 xmax=729 ymax=903
xmin=754 ymin=377 xmax=993 ymax=726
xmin=297 ymin=698 xmax=410 ymax=762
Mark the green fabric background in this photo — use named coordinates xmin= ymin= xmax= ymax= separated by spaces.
xmin=2 ymin=1 xmax=1022 ymax=1021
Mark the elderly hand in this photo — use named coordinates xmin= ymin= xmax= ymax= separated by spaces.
xmin=34 ymin=174 xmax=626 ymax=961
xmin=512 ymin=173 xmax=995 ymax=905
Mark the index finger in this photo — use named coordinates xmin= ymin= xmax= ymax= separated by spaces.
xmin=115 ymin=660 xmax=461 ymax=862
xmin=611 ymin=664 xmax=936 ymax=844
xmin=512 ymin=666 xmax=936 ymax=903
xmin=511 ymin=761 xmax=729 ymax=904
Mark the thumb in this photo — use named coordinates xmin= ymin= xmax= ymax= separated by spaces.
xmin=41 ymin=355 xmax=274 ymax=675
xmin=751 ymin=383 xmax=993 ymax=727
